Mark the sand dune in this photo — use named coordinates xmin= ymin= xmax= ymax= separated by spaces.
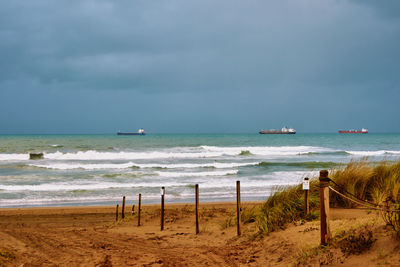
xmin=0 ymin=202 xmax=399 ymax=266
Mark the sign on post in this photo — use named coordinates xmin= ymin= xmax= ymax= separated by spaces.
xmin=161 ymin=187 xmax=165 ymax=231
xmin=303 ymin=177 xmax=310 ymax=216
xmin=303 ymin=177 xmax=310 ymax=190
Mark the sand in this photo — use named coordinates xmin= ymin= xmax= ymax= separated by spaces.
xmin=0 ymin=202 xmax=399 ymax=266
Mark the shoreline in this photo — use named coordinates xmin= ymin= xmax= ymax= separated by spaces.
xmin=0 ymin=201 xmax=264 ymax=216
xmin=0 ymin=200 xmax=264 ymax=212
xmin=1 ymin=200 xmax=399 ymax=266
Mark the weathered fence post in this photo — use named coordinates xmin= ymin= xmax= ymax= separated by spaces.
xmin=303 ymin=177 xmax=310 ymax=216
xmin=138 ymin=193 xmax=142 ymax=227
xmin=161 ymin=187 xmax=165 ymax=231
xmin=116 ymin=204 xmax=119 ymax=221
xmin=122 ymin=196 xmax=126 ymax=219
xmin=195 ymin=184 xmax=199 ymax=234
xmin=236 ymin=180 xmax=241 ymax=236
xmin=319 ymin=170 xmax=330 ymax=245
xmin=132 ymin=204 xmax=135 ymax=215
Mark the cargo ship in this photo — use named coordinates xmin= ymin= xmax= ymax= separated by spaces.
xmin=259 ymin=126 xmax=296 ymax=134
xmin=338 ymin=128 xmax=368 ymax=134
xmin=117 ymin=128 xmax=146 ymax=135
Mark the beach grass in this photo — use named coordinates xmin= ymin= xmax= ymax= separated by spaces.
xmin=256 ymin=159 xmax=400 ymax=236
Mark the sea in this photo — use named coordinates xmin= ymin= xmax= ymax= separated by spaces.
xmin=1 ymin=133 xmax=400 ymax=208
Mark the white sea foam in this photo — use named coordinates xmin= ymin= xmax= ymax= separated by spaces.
xmin=29 ymin=161 xmax=259 ymax=170
xmin=135 ymin=162 xmax=259 ymax=169
xmin=156 ymin=170 xmax=239 ymax=178
xmin=200 ymin=145 xmax=334 ymax=156
xmin=43 ymin=150 xmax=225 ymax=160
xmin=0 ymin=145 xmax=335 ymax=162
xmin=0 ymin=154 xmax=29 ymax=161
xmin=50 ymin=144 xmax=63 ymax=148
xmin=0 ymin=195 xmax=150 ymax=206
xmin=0 ymin=191 xmax=268 ymax=206
xmin=196 ymin=171 xmax=317 ymax=188
xmin=346 ymin=150 xmax=400 ymax=156
xmin=267 ymin=170 xmax=319 ymax=181
xmin=29 ymin=162 xmax=137 ymax=170
xmin=0 ymin=181 xmax=185 ymax=192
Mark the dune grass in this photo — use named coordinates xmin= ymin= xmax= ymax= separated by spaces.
xmin=253 ymin=180 xmax=320 ymax=235
xmin=256 ymin=159 xmax=400 ymax=236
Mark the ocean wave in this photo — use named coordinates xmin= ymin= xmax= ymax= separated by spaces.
xmin=0 ymin=195 xmax=151 ymax=206
xmin=50 ymin=144 xmax=63 ymax=148
xmin=0 ymin=154 xmax=29 ymax=161
xmin=29 ymin=162 xmax=137 ymax=170
xmin=44 ymin=150 xmax=225 ymax=160
xmin=269 ymin=170 xmax=319 ymax=178
xmin=28 ymin=161 xmax=260 ymax=170
xmin=44 ymin=145 xmax=337 ymax=160
xmin=0 ymin=145 xmax=338 ymax=161
xmin=258 ymin=161 xmax=342 ymax=169
xmin=0 ymin=181 xmax=185 ymax=192
xmin=155 ymin=170 xmax=239 ymax=178
xmin=346 ymin=150 xmax=400 ymax=156
xmin=300 ymin=151 xmax=349 ymax=156
xmin=200 ymin=145 xmax=336 ymax=156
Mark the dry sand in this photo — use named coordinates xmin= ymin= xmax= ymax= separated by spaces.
xmin=0 ymin=202 xmax=399 ymax=266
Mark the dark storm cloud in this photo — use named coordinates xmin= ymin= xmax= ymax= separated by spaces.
xmin=350 ymin=0 xmax=400 ymax=18
xmin=0 ymin=0 xmax=399 ymax=133
xmin=0 ymin=0 xmax=397 ymax=91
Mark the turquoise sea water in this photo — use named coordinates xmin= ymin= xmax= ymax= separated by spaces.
xmin=0 ymin=133 xmax=400 ymax=207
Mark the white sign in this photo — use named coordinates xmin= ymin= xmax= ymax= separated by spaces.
xmin=303 ymin=178 xmax=310 ymax=190
xmin=161 ymin=188 xmax=165 ymax=195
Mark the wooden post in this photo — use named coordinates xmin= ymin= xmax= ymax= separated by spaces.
xmin=195 ymin=184 xmax=199 ymax=234
xmin=161 ymin=187 xmax=165 ymax=231
xmin=305 ymin=189 xmax=309 ymax=216
xmin=131 ymin=204 xmax=135 ymax=215
xmin=236 ymin=180 xmax=241 ymax=236
xmin=303 ymin=177 xmax=310 ymax=217
xmin=319 ymin=170 xmax=330 ymax=245
xmin=122 ymin=196 xmax=126 ymax=219
xmin=116 ymin=204 xmax=119 ymax=221
xmin=138 ymin=194 xmax=142 ymax=227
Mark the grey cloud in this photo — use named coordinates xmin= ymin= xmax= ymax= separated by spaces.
xmin=0 ymin=0 xmax=399 ymax=133
xmin=1 ymin=0 xmax=399 ymax=93
xmin=349 ymin=0 xmax=400 ymax=18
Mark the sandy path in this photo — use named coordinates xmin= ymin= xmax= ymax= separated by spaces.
xmin=0 ymin=203 xmax=399 ymax=266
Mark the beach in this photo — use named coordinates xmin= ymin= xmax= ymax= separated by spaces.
xmin=1 ymin=202 xmax=400 ymax=266
xmin=2 ymin=0 xmax=400 ymax=264
xmin=1 ymin=134 xmax=400 ymax=265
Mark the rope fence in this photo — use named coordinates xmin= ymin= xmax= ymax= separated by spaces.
xmin=112 ymin=169 xmax=399 ymax=244
xmin=328 ymin=178 xmax=390 ymax=209
xmin=114 ymin=181 xmax=243 ymax=236
xmin=328 ymin=186 xmax=400 ymax=212
xmin=319 ymin=170 xmax=400 ymax=245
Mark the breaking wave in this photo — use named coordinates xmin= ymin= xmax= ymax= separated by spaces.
xmin=28 ymin=161 xmax=259 ymax=170
xmin=346 ymin=150 xmax=400 ymax=156
xmin=0 ymin=145 xmax=338 ymax=161
xmin=155 ymin=170 xmax=239 ymax=178
xmin=258 ymin=161 xmax=342 ymax=169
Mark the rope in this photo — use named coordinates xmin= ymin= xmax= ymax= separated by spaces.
xmin=328 ymin=178 xmax=381 ymax=207
xmin=328 ymin=186 xmax=400 ymax=212
xmin=327 ymin=178 xmax=400 ymax=212
xmin=328 ymin=186 xmax=378 ymax=209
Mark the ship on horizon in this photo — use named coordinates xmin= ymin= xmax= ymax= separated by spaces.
xmin=117 ymin=128 xmax=146 ymax=136
xmin=338 ymin=128 xmax=368 ymax=134
xmin=259 ymin=126 xmax=296 ymax=134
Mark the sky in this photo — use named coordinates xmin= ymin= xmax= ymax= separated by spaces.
xmin=0 ymin=0 xmax=399 ymax=134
